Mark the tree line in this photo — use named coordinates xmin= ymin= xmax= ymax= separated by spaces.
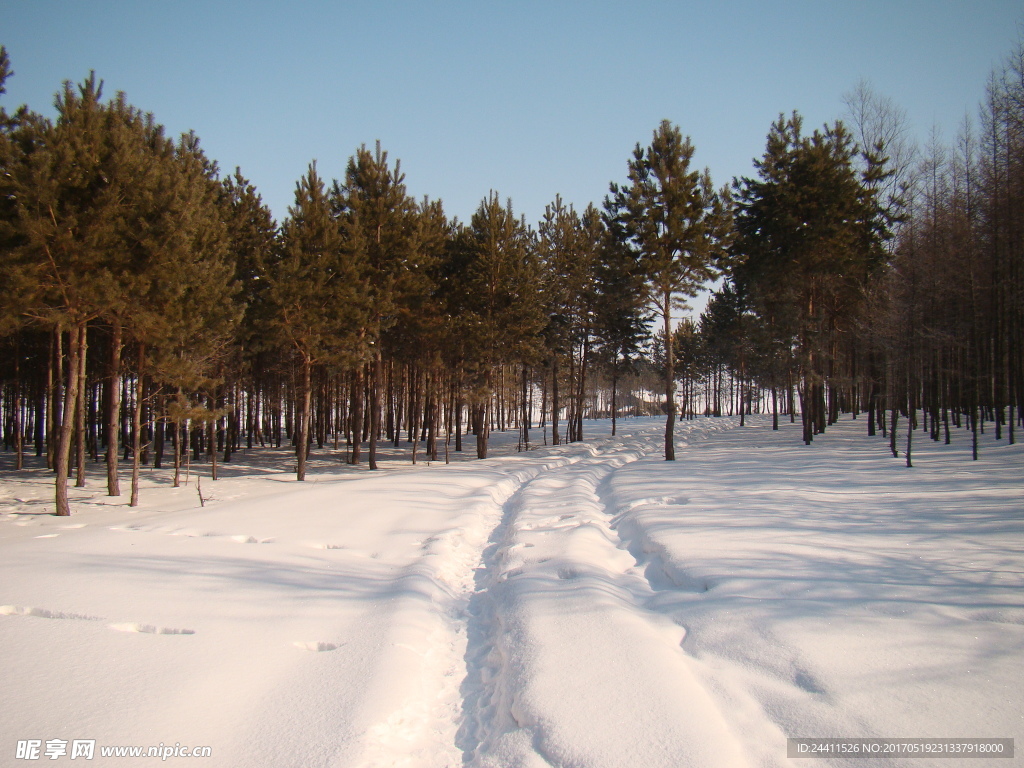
xmin=0 ymin=41 xmax=1020 ymax=515
xmin=694 ymin=46 xmax=1022 ymax=468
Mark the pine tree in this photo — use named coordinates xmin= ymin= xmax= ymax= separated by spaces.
xmin=732 ymin=113 xmax=894 ymax=444
xmin=5 ymin=74 xmax=193 ymax=513
xmin=537 ymin=195 xmax=587 ymax=445
xmin=460 ymin=192 xmax=543 ymax=458
xmin=388 ymin=197 xmax=450 ymax=462
xmin=330 ymin=142 xmax=416 ymax=468
xmin=594 ymin=203 xmax=650 ymax=435
xmin=0 ymin=47 xmax=39 ymax=337
xmin=222 ymin=168 xmax=278 ymax=355
xmin=608 ymin=120 xmax=731 ymax=459
xmin=133 ymin=133 xmax=241 ymax=501
xmin=106 ymin=110 xmax=178 ymax=503
xmin=219 ymin=168 xmax=278 ymax=459
xmin=267 ymin=162 xmax=369 ymax=480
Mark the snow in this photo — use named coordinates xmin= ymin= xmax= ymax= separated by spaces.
xmin=1 ymin=416 xmax=1021 ymax=767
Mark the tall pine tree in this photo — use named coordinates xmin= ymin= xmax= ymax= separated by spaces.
xmin=460 ymin=193 xmax=543 ymax=458
xmin=731 ymin=113 xmax=894 ymax=444
xmin=268 ymin=162 xmax=369 ymax=480
xmin=607 ymin=120 xmax=731 ymax=459
xmin=331 ymin=142 xmax=416 ymax=468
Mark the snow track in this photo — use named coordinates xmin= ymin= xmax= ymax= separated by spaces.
xmin=458 ymin=423 xmax=751 ymax=768
xmin=348 ymin=434 xmax=662 ymax=767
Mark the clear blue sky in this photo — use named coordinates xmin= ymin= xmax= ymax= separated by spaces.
xmin=3 ymin=0 xmax=1020 ymax=231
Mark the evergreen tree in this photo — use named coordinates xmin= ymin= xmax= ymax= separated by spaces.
xmin=389 ymin=197 xmax=451 ymax=462
xmin=267 ymin=162 xmax=369 ymax=480
xmin=0 ymin=47 xmax=40 ymax=337
xmin=607 ymin=120 xmax=731 ymax=459
xmin=331 ymin=142 xmax=416 ymax=468
xmin=593 ymin=210 xmax=650 ymax=435
xmin=537 ymin=195 xmax=597 ymax=445
xmin=222 ymin=168 xmax=278 ymax=357
xmin=220 ymin=168 xmax=278 ymax=458
xmin=731 ymin=113 xmax=895 ymax=444
xmin=5 ymin=73 xmax=193 ymax=513
xmin=460 ymin=192 xmax=543 ymax=458
xmin=132 ymin=133 xmax=241 ymax=502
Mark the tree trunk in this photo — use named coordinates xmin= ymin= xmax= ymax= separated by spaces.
xmin=13 ymin=333 xmax=23 ymax=470
xmin=48 ymin=329 xmax=62 ymax=471
xmin=866 ymin=380 xmax=877 ymax=437
xmin=154 ymin=391 xmax=165 ymax=469
xmin=455 ymin=369 xmax=463 ymax=453
xmin=410 ymin=367 xmax=421 ymax=464
xmin=173 ymin=418 xmax=182 ymax=488
xmin=521 ymin=365 xmax=530 ymax=450
xmin=889 ymin=401 xmax=899 ymax=460
xmin=392 ymin=366 xmax=404 ymax=448
xmin=738 ymin=355 xmax=746 ymax=428
xmin=475 ymin=402 xmax=488 ymax=460
xmin=474 ymin=378 xmax=489 ymax=460
xmin=663 ymin=298 xmax=676 ymax=461
xmin=576 ymin=339 xmax=589 ymax=442
xmin=610 ymin=365 xmax=618 ymax=437
xmin=551 ymin=357 xmax=560 ymax=446
xmin=75 ymin=324 xmax=88 ymax=487
xmin=130 ymin=346 xmax=146 ymax=508
xmin=223 ymin=386 xmax=234 ymax=464
xmin=427 ymin=369 xmax=438 ymax=461
xmin=54 ymin=323 xmax=82 ymax=517
xmin=297 ymin=357 xmax=311 ymax=481
xmin=971 ymin=401 xmax=979 ymax=461
xmin=349 ymin=366 xmax=364 ymax=465
xmin=209 ymin=394 xmax=219 ymax=482
xmin=369 ymin=356 xmax=382 ymax=470
xmin=905 ymin=402 xmax=913 ymax=467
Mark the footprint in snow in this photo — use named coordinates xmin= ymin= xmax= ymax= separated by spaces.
xmin=621 ymin=495 xmax=690 ymax=512
xmin=794 ymin=669 xmax=826 ymax=695
xmin=293 ymin=640 xmax=339 ymax=652
xmin=109 ymin=622 xmax=195 ymax=635
xmin=506 ymin=542 xmax=535 ymax=551
xmin=222 ymin=534 xmax=274 ymax=544
xmin=9 ymin=607 xmax=196 ymax=637
xmin=109 ymin=526 xmax=272 ymax=544
xmin=229 ymin=534 xmax=257 ymax=544
xmin=1 ymin=605 xmax=103 ymax=621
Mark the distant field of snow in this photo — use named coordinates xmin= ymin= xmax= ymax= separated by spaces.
xmin=1 ymin=415 xmax=1021 ymax=767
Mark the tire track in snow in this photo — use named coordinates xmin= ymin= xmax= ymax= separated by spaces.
xmin=453 ymin=443 xmax=638 ymax=763
xmin=457 ymin=430 xmax=661 ymax=766
xmin=349 ymin=438 xmax=639 ymax=768
xmin=460 ymin=421 xmax=753 ymax=768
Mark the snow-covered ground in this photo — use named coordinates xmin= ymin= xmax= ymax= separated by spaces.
xmin=1 ymin=416 xmax=1021 ymax=767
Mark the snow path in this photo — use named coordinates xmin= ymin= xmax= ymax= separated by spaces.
xmin=2 ymin=416 xmax=1021 ymax=767
xmin=460 ymin=419 xmax=752 ymax=768
xmin=352 ymin=424 xmax=683 ymax=767
xmin=347 ymin=441 xmax=625 ymax=767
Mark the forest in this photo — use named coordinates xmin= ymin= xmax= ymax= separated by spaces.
xmin=0 ymin=41 xmax=1021 ymax=516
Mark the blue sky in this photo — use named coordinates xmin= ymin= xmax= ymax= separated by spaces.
xmin=3 ymin=0 xmax=1020 ymax=231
